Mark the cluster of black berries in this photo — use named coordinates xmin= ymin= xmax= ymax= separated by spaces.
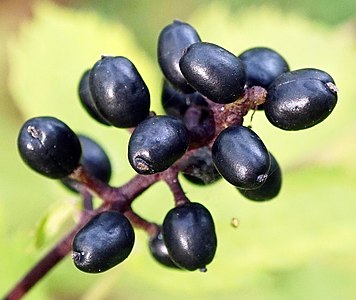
xmin=17 ymin=20 xmax=338 ymax=274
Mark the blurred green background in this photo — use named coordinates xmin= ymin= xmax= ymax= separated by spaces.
xmin=0 ymin=0 xmax=355 ymax=299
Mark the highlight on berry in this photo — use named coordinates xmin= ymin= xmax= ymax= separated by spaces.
xmin=9 ymin=18 xmax=338 ymax=300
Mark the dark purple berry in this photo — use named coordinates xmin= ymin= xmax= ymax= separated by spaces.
xmin=158 ymin=20 xmax=201 ymax=93
xmin=238 ymin=47 xmax=289 ymax=88
xmin=61 ymin=135 xmax=112 ymax=193
xmin=181 ymin=147 xmax=221 ymax=185
xmin=161 ymin=79 xmax=208 ymax=119
xmin=78 ymin=69 xmax=110 ymax=125
xmin=238 ymin=152 xmax=282 ymax=201
xmin=212 ymin=126 xmax=270 ymax=189
xmin=72 ymin=211 xmax=135 ymax=273
xmin=148 ymin=227 xmax=180 ymax=269
xmin=128 ymin=115 xmax=189 ymax=174
xmin=179 ymin=42 xmax=246 ymax=104
xmin=162 ymin=202 xmax=217 ymax=271
xmin=264 ymin=68 xmax=338 ymax=130
xmin=89 ymin=56 xmax=150 ymax=128
xmin=17 ymin=116 xmax=81 ymax=179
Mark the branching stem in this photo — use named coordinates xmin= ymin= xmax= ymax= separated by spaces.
xmin=4 ymin=86 xmax=265 ymax=299
xmin=3 ymin=209 xmax=102 ymax=300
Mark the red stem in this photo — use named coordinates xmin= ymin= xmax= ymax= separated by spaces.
xmin=124 ymin=208 xmax=159 ymax=237
xmin=162 ymin=167 xmax=189 ymax=206
xmin=4 ymin=86 xmax=266 ymax=299
xmin=3 ymin=210 xmax=100 ymax=300
xmin=4 ymin=171 xmax=162 ymax=299
xmin=69 ymin=166 xmax=118 ymax=203
xmin=119 ymin=173 xmax=161 ymax=207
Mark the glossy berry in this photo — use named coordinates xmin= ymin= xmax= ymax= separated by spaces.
xmin=161 ymin=79 xmax=208 ymax=119
xmin=72 ymin=211 xmax=135 ymax=273
xmin=158 ymin=20 xmax=201 ymax=93
xmin=238 ymin=152 xmax=282 ymax=201
xmin=238 ymin=47 xmax=289 ymax=88
xmin=78 ymin=69 xmax=110 ymax=125
xmin=17 ymin=116 xmax=81 ymax=179
xmin=61 ymin=135 xmax=112 ymax=193
xmin=128 ymin=115 xmax=189 ymax=174
xmin=179 ymin=42 xmax=246 ymax=104
xmin=212 ymin=126 xmax=270 ymax=189
xmin=148 ymin=227 xmax=179 ymax=269
xmin=162 ymin=202 xmax=217 ymax=271
xmin=181 ymin=147 xmax=221 ymax=185
xmin=89 ymin=56 xmax=150 ymax=128
xmin=264 ymin=68 xmax=338 ymax=130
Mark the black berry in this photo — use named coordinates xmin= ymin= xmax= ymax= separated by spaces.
xmin=238 ymin=152 xmax=282 ymax=201
xmin=158 ymin=20 xmax=201 ymax=93
xmin=148 ymin=227 xmax=180 ymax=269
xmin=264 ymin=68 xmax=338 ymax=130
xmin=161 ymin=79 xmax=208 ymax=119
xmin=128 ymin=115 xmax=190 ymax=174
xmin=212 ymin=126 xmax=270 ymax=189
xmin=89 ymin=56 xmax=150 ymax=128
xmin=17 ymin=116 xmax=81 ymax=179
xmin=238 ymin=47 xmax=289 ymax=88
xmin=78 ymin=69 xmax=110 ymax=125
xmin=61 ymin=134 xmax=112 ymax=193
xmin=181 ymin=147 xmax=221 ymax=185
xmin=179 ymin=42 xmax=246 ymax=104
xmin=162 ymin=202 xmax=217 ymax=271
xmin=72 ymin=211 xmax=135 ymax=273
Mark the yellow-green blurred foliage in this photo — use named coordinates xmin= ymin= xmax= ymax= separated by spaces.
xmin=1 ymin=1 xmax=356 ymax=299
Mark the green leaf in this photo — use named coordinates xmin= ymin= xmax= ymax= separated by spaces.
xmin=34 ymin=201 xmax=78 ymax=249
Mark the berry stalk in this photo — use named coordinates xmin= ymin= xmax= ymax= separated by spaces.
xmin=3 ymin=210 xmax=99 ymax=300
xmin=10 ymin=18 xmax=338 ymax=299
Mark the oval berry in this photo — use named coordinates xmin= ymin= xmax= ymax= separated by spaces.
xmin=17 ymin=116 xmax=81 ymax=179
xmin=158 ymin=20 xmax=201 ymax=92
xmin=179 ymin=42 xmax=246 ymax=104
xmin=61 ymin=134 xmax=112 ymax=193
xmin=181 ymin=147 xmax=221 ymax=185
xmin=148 ymin=227 xmax=179 ymax=269
xmin=162 ymin=202 xmax=217 ymax=271
xmin=72 ymin=211 xmax=135 ymax=273
xmin=212 ymin=126 xmax=270 ymax=189
xmin=89 ymin=56 xmax=150 ymax=128
xmin=78 ymin=69 xmax=110 ymax=125
xmin=161 ymin=79 xmax=207 ymax=119
xmin=264 ymin=68 xmax=338 ymax=130
xmin=128 ymin=115 xmax=189 ymax=174
xmin=238 ymin=152 xmax=282 ymax=201
xmin=238 ymin=47 xmax=289 ymax=88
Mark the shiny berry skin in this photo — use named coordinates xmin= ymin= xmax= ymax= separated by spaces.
xmin=161 ymin=79 xmax=207 ymax=119
xmin=212 ymin=126 xmax=270 ymax=189
xmin=148 ymin=227 xmax=179 ymax=269
xmin=179 ymin=42 xmax=246 ymax=104
xmin=128 ymin=115 xmax=190 ymax=174
xmin=158 ymin=20 xmax=201 ymax=93
xmin=72 ymin=211 xmax=135 ymax=273
xmin=78 ymin=69 xmax=110 ymax=126
xmin=264 ymin=68 xmax=338 ymax=130
xmin=17 ymin=116 xmax=81 ymax=179
xmin=162 ymin=202 xmax=217 ymax=271
xmin=181 ymin=147 xmax=221 ymax=185
xmin=238 ymin=47 xmax=289 ymax=88
xmin=89 ymin=56 xmax=150 ymax=128
xmin=61 ymin=135 xmax=112 ymax=192
xmin=238 ymin=152 xmax=282 ymax=201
